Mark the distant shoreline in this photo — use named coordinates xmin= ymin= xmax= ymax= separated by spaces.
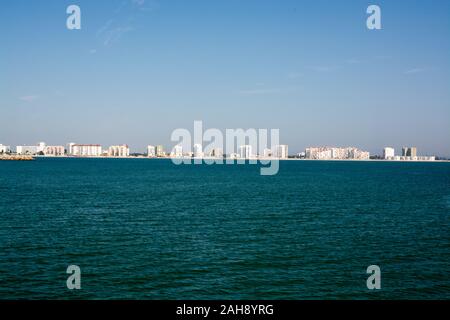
xmin=2 ymin=155 xmax=447 ymax=163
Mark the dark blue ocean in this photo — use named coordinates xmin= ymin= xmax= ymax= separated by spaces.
xmin=0 ymin=158 xmax=449 ymax=299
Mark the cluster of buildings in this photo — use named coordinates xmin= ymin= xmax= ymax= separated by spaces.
xmin=165 ymin=144 xmax=289 ymax=160
xmin=2 ymin=142 xmax=289 ymax=159
xmin=1 ymin=142 xmax=130 ymax=158
xmin=302 ymin=146 xmax=436 ymax=161
xmin=67 ymin=143 xmax=130 ymax=157
xmin=305 ymin=147 xmax=370 ymax=160
xmin=1 ymin=141 xmax=440 ymax=161
xmin=147 ymin=145 xmax=165 ymax=157
xmin=383 ymin=147 xmax=435 ymax=161
xmin=11 ymin=142 xmax=65 ymax=156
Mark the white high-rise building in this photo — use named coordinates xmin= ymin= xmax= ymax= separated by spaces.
xmin=274 ymin=145 xmax=288 ymax=159
xmin=147 ymin=145 xmax=156 ymax=157
xmin=108 ymin=145 xmax=130 ymax=157
xmin=43 ymin=146 xmax=65 ymax=156
xmin=68 ymin=143 xmax=76 ymax=155
xmin=16 ymin=142 xmax=47 ymax=155
xmin=172 ymin=145 xmax=183 ymax=158
xmin=239 ymin=145 xmax=252 ymax=159
xmin=16 ymin=145 xmax=38 ymax=155
xmin=193 ymin=144 xmax=203 ymax=158
xmin=37 ymin=142 xmax=47 ymax=153
xmin=70 ymin=144 xmax=102 ymax=157
xmin=0 ymin=144 xmax=11 ymax=154
xmin=156 ymin=145 xmax=165 ymax=157
xmin=383 ymin=147 xmax=395 ymax=159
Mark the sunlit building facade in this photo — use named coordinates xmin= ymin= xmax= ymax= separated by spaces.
xmin=274 ymin=145 xmax=289 ymax=159
xmin=16 ymin=145 xmax=38 ymax=155
xmin=43 ymin=146 xmax=65 ymax=156
xmin=108 ymin=145 xmax=130 ymax=157
xmin=239 ymin=145 xmax=252 ymax=159
xmin=305 ymin=147 xmax=370 ymax=160
xmin=383 ymin=147 xmax=395 ymax=159
xmin=171 ymin=145 xmax=183 ymax=158
xmin=147 ymin=145 xmax=156 ymax=157
xmin=70 ymin=144 xmax=102 ymax=157
xmin=156 ymin=145 xmax=165 ymax=157
xmin=0 ymin=144 xmax=11 ymax=154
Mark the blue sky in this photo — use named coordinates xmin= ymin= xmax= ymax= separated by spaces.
xmin=1 ymin=0 xmax=449 ymax=156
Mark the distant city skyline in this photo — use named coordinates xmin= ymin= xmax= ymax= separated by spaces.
xmin=2 ymin=139 xmax=442 ymax=161
xmin=1 ymin=0 xmax=449 ymax=156
xmin=0 ymin=137 xmax=445 ymax=157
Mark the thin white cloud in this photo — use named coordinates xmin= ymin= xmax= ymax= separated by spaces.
xmin=103 ymin=26 xmax=134 ymax=46
xmin=96 ymin=19 xmax=113 ymax=38
xmin=404 ymin=68 xmax=429 ymax=75
xmin=96 ymin=0 xmax=157 ymax=47
xmin=19 ymin=95 xmax=39 ymax=102
xmin=132 ymin=0 xmax=159 ymax=12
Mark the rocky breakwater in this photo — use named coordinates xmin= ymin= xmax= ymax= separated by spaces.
xmin=0 ymin=154 xmax=35 ymax=161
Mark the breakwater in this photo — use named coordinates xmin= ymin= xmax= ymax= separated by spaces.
xmin=0 ymin=154 xmax=35 ymax=161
